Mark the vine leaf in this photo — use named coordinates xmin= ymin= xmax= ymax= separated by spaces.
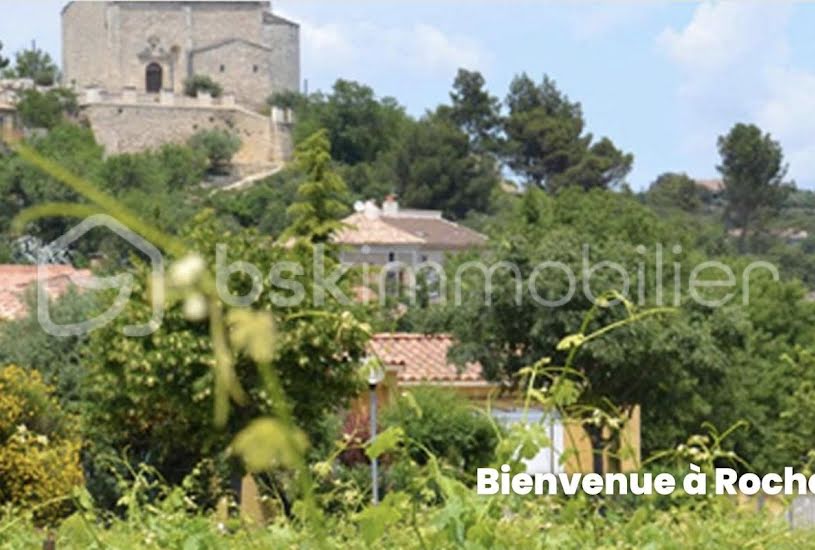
xmin=231 ymin=418 xmax=307 ymax=472
xmin=366 ymin=426 xmax=404 ymax=460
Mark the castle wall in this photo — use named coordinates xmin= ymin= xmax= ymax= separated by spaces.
xmin=263 ymin=16 xmax=301 ymax=96
xmin=62 ymin=2 xmax=112 ymax=89
xmin=62 ymin=1 xmax=298 ymax=166
xmin=82 ymin=99 xmax=292 ymax=165
xmin=190 ymin=41 xmax=274 ymax=109
xmin=62 ymin=1 xmax=296 ymax=101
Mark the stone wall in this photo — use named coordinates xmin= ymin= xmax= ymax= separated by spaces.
xmin=264 ymin=15 xmax=300 ymax=97
xmin=81 ymin=94 xmax=293 ymax=165
xmin=62 ymin=1 xmax=299 ymax=101
xmin=61 ymin=2 xmax=110 ymax=89
xmin=190 ymin=40 xmax=274 ymax=110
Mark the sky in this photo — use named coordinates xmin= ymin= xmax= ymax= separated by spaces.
xmin=2 ymin=1 xmax=815 ymax=189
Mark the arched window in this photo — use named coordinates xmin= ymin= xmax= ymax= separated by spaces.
xmin=145 ymin=62 xmax=163 ymax=93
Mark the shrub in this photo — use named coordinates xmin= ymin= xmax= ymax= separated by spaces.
xmin=188 ymin=129 xmax=241 ymax=174
xmin=0 ymin=289 xmax=96 ymax=412
xmin=183 ymin=75 xmax=223 ymax=98
xmin=15 ymin=88 xmax=78 ymax=129
xmin=0 ymin=365 xmax=83 ymax=524
xmin=381 ymin=386 xmax=498 ymax=473
xmin=157 ymin=143 xmax=208 ymax=190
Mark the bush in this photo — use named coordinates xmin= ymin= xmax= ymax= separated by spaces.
xmin=381 ymin=386 xmax=498 ymax=473
xmin=157 ymin=143 xmax=208 ymax=190
xmin=15 ymin=88 xmax=78 ymax=129
xmin=0 ymin=365 xmax=83 ymax=524
xmin=0 ymin=289 xmax=96 ymax=411
xmin=183 ymin=75 xmax=223 ymax=98
xmin=188 ymin=129 xmax=241 ymax=174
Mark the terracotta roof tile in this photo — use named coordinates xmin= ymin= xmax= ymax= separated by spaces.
xmin=334 ymin=209 xmax=487 ymax=249
xmin=382 ymin=216 xmax=486 ymax=249
xmin=0 ymin=264 xmax=93 ymax=321
xmin=334 ymin=212 xmax=425 ymax=246
xmin=369 ymin=332 xmax=488 ymax=385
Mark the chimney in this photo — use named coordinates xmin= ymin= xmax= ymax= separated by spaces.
xmin=382 ymin=195 xmax=399 ymax=216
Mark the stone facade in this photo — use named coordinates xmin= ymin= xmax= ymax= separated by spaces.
xmin=61 ymin=1 xmax=299 ymax=167
xmin=80 ymin=89 xmax=293 ymax=164
xmin=62 ymin=1 xmax=300 ymax=109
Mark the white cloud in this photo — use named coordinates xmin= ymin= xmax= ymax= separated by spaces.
xmin=301 ymin=21 xmax=357 ymax=67
xmin=658 ymin=1 xmax=815 ymax=185
xmin=296 ymin=18 xmax=489 ymax=79
xmin=657 ymin=2 xmax=788 ymax=74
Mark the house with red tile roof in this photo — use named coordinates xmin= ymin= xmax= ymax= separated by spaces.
xmin=0 ymin=264 xmax=93 ymax=321
xmin=364 ymin=332 xmax=641 ymax=475
xmin=334 ymin=197 xmax=487 ymax=269
xmin=369 ymin=332 xmax=492 ymax=389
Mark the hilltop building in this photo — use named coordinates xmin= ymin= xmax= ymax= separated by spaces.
xmin=60 ymin=1 xmax=300 ymax=167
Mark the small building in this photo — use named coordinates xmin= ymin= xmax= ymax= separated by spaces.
xmin=334 ymin=197 xmax=487 ymax=269
xmin=366 ymin=332 xmax=641 ymax=475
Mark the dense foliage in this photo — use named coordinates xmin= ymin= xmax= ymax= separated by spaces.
xmin=14 ymin=87 xmax=78 ymax=130
xmin=2 ymin=57 xmax=815 ymax=547
xmin=0 ymin=366 xmax=83 ymax=524
xmin=187 ymin=129 xmax=241 ymax=175
xmin=381 ymin=386 xmax=498 ymax=474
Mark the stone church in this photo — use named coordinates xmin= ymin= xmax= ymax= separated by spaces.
xmin=60 ymin=1 xmax=300 ymax=168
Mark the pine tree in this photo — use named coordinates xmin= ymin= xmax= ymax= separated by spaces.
xmin=283 ymin=130 xmax=350 ymax=243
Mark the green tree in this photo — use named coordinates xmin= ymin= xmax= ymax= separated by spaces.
xmin=188 ymin=129 xmax=241 ymax=175
xmin=0 ymin=41 xmax=9 ymax=70
xmin=443 ymin=68 xmax=501 ymax=155
xmin=646 ymin=172 xmax=703 ymax=212
xmin=14 ymin=88 xmax=78 ymax=129
xmin=441 ymin=188 xmax=813 ymax=469
xmin=293 ymin=79 xmax=410 ymax=167
xmin=81 ymin=212 xmax=369 ymax=504
xmin=0 ymin=289 xmax=97 ymax=411
xmin=283 ymin=129 xmax=350 ymax=243
xmin=382 ymin=386 xmax=498 ymax=474
xmin=717 ymin=123 xmax=792 ymax=252
xmin=503 ymin=74 xmax=632 ymax=191
xmin=209 ymin=168 xmax=301 ymax=236
xmin=390 ymin=115 xmax=498 ymax=219
xmin=4 ymin=43 xmax=59 ymax=85
xmin=0 ymin=123 xmax=104 ymax=243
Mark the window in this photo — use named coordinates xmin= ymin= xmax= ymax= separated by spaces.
xmin=220 ymin=64 xmax=226 ymax=72
xmin=388 ymin=252 xmax=396 ymax=262
xmin=253 ymin=65 xmax=259 ymax=73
